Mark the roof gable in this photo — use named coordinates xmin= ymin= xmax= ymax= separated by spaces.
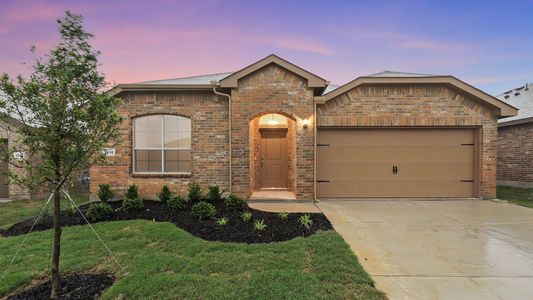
xmin=219 ymin=54 xmax=327 ymax=89
xmin=316 ymin=75 xmax=517 ymax=118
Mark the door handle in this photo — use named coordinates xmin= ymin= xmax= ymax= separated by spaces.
xmin=392 ymin=165 xmax=398 ymax=175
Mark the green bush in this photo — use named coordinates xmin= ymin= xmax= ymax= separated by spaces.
xmin=125 ymin=184 xmax=139 ymax=200
xmin=97 ymin=184 xmax=114 ymax=203
xmin=241 ymin=211 xmax=252 ymax=222
xmin=278 ymin=212 xmax=289 ymax=220
xmin=86 ymin=202 xmax=113 ymax=222
xmin=191 ymin=201 xmax=216 ymax=220
xmin=188 ymin=182 xmax=202 ymax=202
xmin=299 ymin=214 xmax=313 ymax=230
xmin=216 ymin=217 xmax=228 ymax=226
xmin=224 ymin=194 xmax=245 ymax=211
xmin=156 ymin=185 xmax=173 ymax=203
xmin=253 ymin=219 xmax=267 ymax=231
xmin=167 ymin=195 xmax=188 ymax=211
xmin=121 ymin=197 xmax=144 ymax=212
xmin=207 ymin=185 xmax=224 ymax=203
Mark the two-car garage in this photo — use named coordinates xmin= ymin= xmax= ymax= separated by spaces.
xmin=316 ymin=128 xmax=478 ymax=198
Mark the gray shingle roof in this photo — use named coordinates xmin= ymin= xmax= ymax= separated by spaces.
xmin=139 ymin=72 xmax=234 ymax=85
xmin=365 ymin=70 xmax=439 ymax=77
xmin=497 ymin=83 xmax=533 ymax=123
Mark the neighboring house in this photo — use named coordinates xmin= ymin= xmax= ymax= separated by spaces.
xmin=90 ymin=54 xmax=517 ymax=200
xmin=0 ymin=91 xmax=90 ymax=200
xmin=496 ymin=84 xmax=533 ymax=187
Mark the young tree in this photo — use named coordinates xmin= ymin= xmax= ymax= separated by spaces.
xmin=0 ymin=11 xmax=121 ymax=299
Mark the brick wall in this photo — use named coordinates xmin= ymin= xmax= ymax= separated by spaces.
xmin=0 ymin=121 xmax=31 ymax=199
xmin=90 ymin=91 xmax=229 ymax=199
xmin=317 ymin=85 xmax=498 ymax=198
xmin=231 ymin=64 xmax=315 ymax=199
xmin=497 ymin=123 xmax=533 ymax=184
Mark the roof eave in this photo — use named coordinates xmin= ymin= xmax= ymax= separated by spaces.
xmin=110 ymin=83 xmax=216 ymax=95
xmin=315 ymin=76 xmax=518 ymax=118
xmin=498 ymin=117 xmax=533 ymax=128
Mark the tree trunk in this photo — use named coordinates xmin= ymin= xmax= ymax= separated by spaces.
xmin=50 ymin=189 xmax=62 ymax=299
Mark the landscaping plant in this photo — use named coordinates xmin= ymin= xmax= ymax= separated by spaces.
xmin=253 ymin=219 xmax=267 ymax=231
xmin=188 ymin=181 xmax=202 ymax=202
xmin=0 ymin=11 xmax=122 ymax=298
xmin=241 ymin=211 xmax=252 ymax=222
xmin=122 ymin=184 xmax=144 ymax=212
xmin=207 ymin=185 xmax=224 ymax=203
xmin=278 ymin=212 xmax=289 ymax=220
xmin=299 ymin=214 xmax=313 ymax=230
xmin=156 ymin=185 xmax=173 ymax=204
xmin=224 ymin=194 xmax=245 ymax=211
xmin=167 ymin=195 xmax=188 ymax=211
xmin=97 ymin=184 xmax=114 ymax=203
xmin=86 ymin=202 xmax=113 ymax=222
xmin=216 ymin=217 xmax=228 ymax=226
xmin=191 ymin=201 xmax=216 ymax=220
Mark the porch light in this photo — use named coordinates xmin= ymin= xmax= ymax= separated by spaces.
xmin=302 ymin=118 xmax=310 ymax=128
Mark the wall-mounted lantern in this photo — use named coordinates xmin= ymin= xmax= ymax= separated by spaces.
xmin=302 ymin=118 xmax=310 ymax=129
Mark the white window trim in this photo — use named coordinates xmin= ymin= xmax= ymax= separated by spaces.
xmin=132 ymin=115 xmax=192 ymax=175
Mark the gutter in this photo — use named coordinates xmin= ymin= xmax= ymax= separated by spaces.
xmin=212 ymin=86 xmax=232 ymax=194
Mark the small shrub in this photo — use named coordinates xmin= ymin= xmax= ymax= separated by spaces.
xmin=97 ymin=184 xmax=114 ymax=203
xmin=216 ymin=217 xmax=228 ymax=226
xmin=167 ymin=195 xmax=188 ymax=211
xmin=86 ymin=202 xmax=113 ymax=222
xmin=207 ymin=185 xmax=224 ymax=203
xmin=253 ymin=219 xmax=267 ymax=231
xmin=64 ymin=203 xmax=77 ymax=216
xmin=121 ymin=197 xmax=144 ymax=212
xmin=299 ymin=214 xmax=313 ymax=230
xmin=224 ymin=194 xmax=245 ymax=211
xmin=188 ymin=182 xmax=202 ymax=202
xmin=156 ymin=185 xmax=173 ymax=203
xmin=278 ymin=212 xmax=289 ymax=220
xmin=191 ymin=201 xmax=216 ymax=220
xmin=125 ymin=184 xmax=139 ymax=200
xmin=241 ymin=211 xmax=252 ymax=222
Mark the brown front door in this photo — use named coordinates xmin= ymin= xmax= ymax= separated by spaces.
xmin=260 ymin=129 xmax=288 ymax=189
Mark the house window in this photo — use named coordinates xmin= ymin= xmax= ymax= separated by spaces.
xmin=133 ymin=115 xmax=191 ymax=173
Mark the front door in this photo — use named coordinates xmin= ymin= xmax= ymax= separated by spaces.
xmin=260 ymin=129 xmax=288 ymax=189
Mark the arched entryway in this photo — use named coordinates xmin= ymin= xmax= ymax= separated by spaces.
xmin=249 ymin=112 xmax=296 ymax=199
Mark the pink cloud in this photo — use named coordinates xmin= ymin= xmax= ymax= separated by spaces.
xmin=250 ymin=35 xmax=335 ymax=56
xmin=3 ymin=1 xmax=66 ymax=22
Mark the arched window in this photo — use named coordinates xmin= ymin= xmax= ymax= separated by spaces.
xmin=133 ymin=115 xmax=191 ymax=173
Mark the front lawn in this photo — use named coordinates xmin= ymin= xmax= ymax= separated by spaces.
xmin=497 ymin=185 xmax=533 ymax=209
xmin=0 ymin=220 xmax=384 ymax=299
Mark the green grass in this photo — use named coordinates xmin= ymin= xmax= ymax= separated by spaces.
xmin=0 ymin=195 xmax=89 ymax=229
xmin=0 ymin=217 xmax=384 ymax=299
xmin=497 ymin=185 xmax=533 ymax=209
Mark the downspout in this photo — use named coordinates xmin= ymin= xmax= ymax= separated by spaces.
xmin=213 ymin=86 xmax=232 ymax=194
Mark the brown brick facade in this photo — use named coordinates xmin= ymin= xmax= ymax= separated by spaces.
xmin=230 ymin=64 xmax=314 ymax=199
xmin=90 ymin=63 xmax=506 ymax=200
xmin=90 ymin=91 xmax=229 ymax=198
xmin=497 ymin=123 xmax=533 ymax=185
xmin=317 ymin=85 xmax=498 ymax=198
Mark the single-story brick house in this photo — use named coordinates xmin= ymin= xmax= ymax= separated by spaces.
xmin=497 ymin=84 xmax=533 ymax=188
xmin=90 ymin=54 xmax=517 ymax=200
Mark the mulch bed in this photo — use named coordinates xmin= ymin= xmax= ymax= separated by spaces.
xmin=6 ymin=272 xmax=114 ymax=300
xmin=0 ymin=200 xmax=332 ymax=243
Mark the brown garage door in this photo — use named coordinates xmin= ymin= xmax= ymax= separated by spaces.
xmin=317 ymin=128 xmax=477 ymax=198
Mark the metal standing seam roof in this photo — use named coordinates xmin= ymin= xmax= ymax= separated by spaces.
xmin=496 ymin=83 xmax=533 ymax=123
xmin=138 ymin=72 xmax=234 ymax=85
xmin=364 ymin=70 xmax=438 ymax=78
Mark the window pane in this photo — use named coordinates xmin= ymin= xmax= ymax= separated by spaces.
xmin=135 ymin=150 xmax=161 ymax=172
xmin=164 ymin=150 xmax=179 ymax=172
xmin=135 ymin=115 xmax=162 ymax=148
xmin=178 ymin=150 xmax=191 ymax=173
xmin=177 ymin=131 xmax=191 ymax=148
xmin=164 ymin=131 xmax=178 ymax=147
xmin=178 ymin=116 xmax=191 ymax=131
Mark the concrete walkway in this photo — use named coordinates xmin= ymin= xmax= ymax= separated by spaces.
xmin=248 ymin=202 xmax=320 ymax=213
xmin=318 ymin=200 xmax=533 ymax=300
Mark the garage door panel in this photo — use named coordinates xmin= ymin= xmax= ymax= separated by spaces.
xmin=317 ymin=128 xmax=476 ymax=198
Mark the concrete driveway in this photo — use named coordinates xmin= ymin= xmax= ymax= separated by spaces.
xmin=318 ymin=200 xmax=533 ymax=300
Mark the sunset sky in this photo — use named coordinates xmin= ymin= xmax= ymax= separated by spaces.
xmin=1 ymin=0 xmax=532 ymax=94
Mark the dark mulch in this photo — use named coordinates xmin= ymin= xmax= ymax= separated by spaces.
xmin=0 ymin=200 xmax=332 ymax=243
xmin=7 ymin=272 xmax=114 ymax=300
